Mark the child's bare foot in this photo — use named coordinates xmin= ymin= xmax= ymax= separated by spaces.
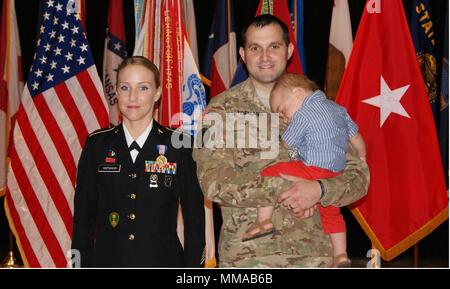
xmin=333 ymin=253 xmax=351 ymax=268
xmin=242 ymin=220 xmax=275 ymax=242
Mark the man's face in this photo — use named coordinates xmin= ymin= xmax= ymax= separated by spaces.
xmin=239 ymin=24 xmax=294 ymax=90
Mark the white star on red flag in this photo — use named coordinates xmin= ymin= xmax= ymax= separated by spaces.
xmin=362 ymin=75 xmax=410 ymax=127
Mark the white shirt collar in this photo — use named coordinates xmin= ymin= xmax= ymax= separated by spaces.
xmin=122 ymin=120 xmax=154 ymax=149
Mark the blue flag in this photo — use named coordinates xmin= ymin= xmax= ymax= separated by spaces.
xmin=289 ymin=0 xmax=307 ymax=75
xmin=230 ymin=61 xmax=247 ymax=87
xmin=410 ymin=0 xmax=448 ymax=187
xmin=409 ymin=0 xmax=439 ymax=123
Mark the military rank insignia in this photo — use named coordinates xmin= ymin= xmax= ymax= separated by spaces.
xmin=109 ymin=212 xmax=119 ymax=228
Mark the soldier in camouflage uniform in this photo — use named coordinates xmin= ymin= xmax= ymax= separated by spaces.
xmin=192 ymin=15 xmax=369 ymax=267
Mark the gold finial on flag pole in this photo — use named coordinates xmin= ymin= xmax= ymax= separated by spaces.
xmin=1 ymin=251 xmax=19 ymax=268
xmin=1 ymin=232 xmax=20 ymax=268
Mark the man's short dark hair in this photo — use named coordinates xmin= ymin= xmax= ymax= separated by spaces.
xmin=241 ymin=14 xmax=290 ymax=47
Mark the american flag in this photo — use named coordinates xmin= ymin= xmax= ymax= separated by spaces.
xmin=5 ymin=0 xmax=109 ymax=267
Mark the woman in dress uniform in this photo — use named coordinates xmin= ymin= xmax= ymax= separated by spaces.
xmin=71 ymin=56 xmax=205 ymax=267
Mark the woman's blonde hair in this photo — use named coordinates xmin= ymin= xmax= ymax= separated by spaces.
xmin=116 ymin=56 xmax=160 ymax=87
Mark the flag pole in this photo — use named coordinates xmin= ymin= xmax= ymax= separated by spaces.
xmin=0 ymin=229 xmax=19 ymax=268
xmin=413 ymin=243 xmax=419 ymax=267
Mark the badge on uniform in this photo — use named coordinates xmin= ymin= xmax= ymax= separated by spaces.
xmin=164 ymin=175 xmax=172 ymax=188
xmin=98 ymin=164 xmax=121 ymax=173
xmin=149 ymin=174 xmax=158 ymax=188
xmin=105 ymin=149 xmax=116 ymax=163
xmin=109 ymin=212 xmax=119 ymax=228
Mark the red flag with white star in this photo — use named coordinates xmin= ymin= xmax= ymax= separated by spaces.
xmin=336 ymin=0 xmax=448 ymax=261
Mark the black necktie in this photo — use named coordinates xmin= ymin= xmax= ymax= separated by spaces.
xmin=129 ymin=141 xmax=141 ymax=152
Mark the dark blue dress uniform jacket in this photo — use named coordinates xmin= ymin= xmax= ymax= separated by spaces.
xmin=71 ymin=121 xmax=205 ymax=267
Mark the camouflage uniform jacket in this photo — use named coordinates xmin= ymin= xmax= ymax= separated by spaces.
xmin=192 ymin=79 xmax=369 ymax=267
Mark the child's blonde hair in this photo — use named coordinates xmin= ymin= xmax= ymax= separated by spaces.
xmin=272 ymin=73 xmax=320 ymax=93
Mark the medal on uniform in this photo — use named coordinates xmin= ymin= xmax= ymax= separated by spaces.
xmin=145 ymin=145 xmax=176 ymax=175
xmin=149 ymin=174 xmax=158 ymax=188
xmin=164 ymin=175 xmax=172 ymax=188
xmin=155 ymin=144 xmax=168 ymax=165
xmin=109 ymin=212 xmax=119 ymax=228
